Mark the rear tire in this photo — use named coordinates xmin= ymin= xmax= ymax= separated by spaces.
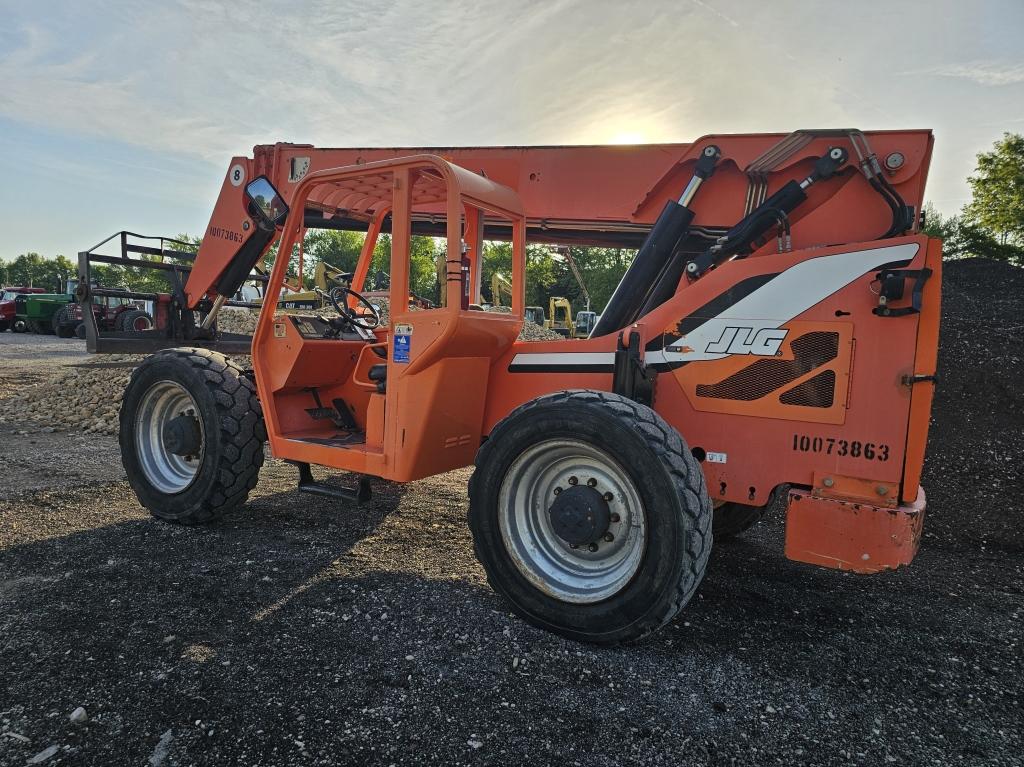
xmin=119 ymin=348 xmax=266 ymax=524
xmin=0 ymin=320 xmax=8 ymax=332
xmin=119 ymin=309 xmax=153 ymax=333
xmin=74 ymin=323 xmax=87 ymax=340
xmin=469 ymin=390 xmax=712 ymax=645
xmin=28 ymin=319 xmax=52 ymax=334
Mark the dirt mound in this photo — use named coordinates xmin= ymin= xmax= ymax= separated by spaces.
xmin=921 ymin=258 xmax=1024 ymax=552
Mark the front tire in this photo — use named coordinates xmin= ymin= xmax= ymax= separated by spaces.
xmin=119 ymin=348 xmax=266 ymax=524
xmin=469 ymin=390 xmax=712 ymax=645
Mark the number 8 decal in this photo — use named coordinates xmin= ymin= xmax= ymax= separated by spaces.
xmin=229 ymin=163 xmax=246 ymax=187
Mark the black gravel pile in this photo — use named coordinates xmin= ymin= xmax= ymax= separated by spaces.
xmin=923 ymin=258 xmax=1024 ymax=553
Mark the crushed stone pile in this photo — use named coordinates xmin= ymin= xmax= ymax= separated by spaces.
xmin=0 ymin=354 xmax=250 ymax=437
xmin=0 ymin=355 xmax=138 ymax=436
xmin=920 ymin=258 xmax=1024 ymax=552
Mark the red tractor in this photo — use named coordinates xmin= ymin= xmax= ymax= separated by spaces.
xmin=51 ymin=283 xmax=153 ymax=339
xmin=0 ymin=287 xmax=47 ymax=332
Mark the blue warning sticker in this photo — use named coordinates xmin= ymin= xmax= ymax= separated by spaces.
xmin=393 ymin=324 xmax=413 ymax=364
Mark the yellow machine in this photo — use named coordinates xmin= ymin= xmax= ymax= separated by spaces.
xmin=546 ymin=297 xmax=574 ymax=337
xmin=491 ymin=273 xmax=513 ymax=308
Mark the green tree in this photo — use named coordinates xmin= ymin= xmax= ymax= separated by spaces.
xmin=303 ymin=229 xmax=366 ymax=276
xmin=922 ymin=202 xmax=1023 ymax=264
xmin=965 ymin=133 xmax=1024 ymax=246
xmin=0 ymin=253 xmax=76 ymax=291
xmin=480 ymin=241 xmax=559 ymax=308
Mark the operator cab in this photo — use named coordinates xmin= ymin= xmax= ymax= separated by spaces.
xmin=249 ymin=156 xmax=526 ymax=482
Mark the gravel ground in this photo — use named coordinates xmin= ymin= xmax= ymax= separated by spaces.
xmin=0 ymin=260 xmax=1022 ymax=766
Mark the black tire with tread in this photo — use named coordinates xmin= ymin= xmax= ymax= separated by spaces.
xmin=468 ymin=389 xmax=713 ymax=645
xmin=28 ymin=319 xmax=52 ymax=334
xmin=119 ymin=309 xmax=153 ymax=333
xmin=119 ymin=348 xmax=266 ymax=524
xmin=0 ymin=320 xmax=8 ymax=332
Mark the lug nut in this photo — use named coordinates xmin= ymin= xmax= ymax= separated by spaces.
xmin=553 ymin=487 xmax=562 ymax=495
xmin=569 ymin=543 xmax=578 ymax=549
xmin=610 ymin=512 xmax=620 ymax=523
xmin=587 ymin=543 xmax=599 ymax=553
xmin=604 ymin=492 xmax=614 ymax=502
xmin=568 ymin=476 xmax=578 ymax=485
xmin=603 ymin=532 xmax=614 ymax=542
xmin=587 ymin=478 xmax=597 ymax=487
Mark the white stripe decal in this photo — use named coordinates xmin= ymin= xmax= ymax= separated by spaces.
xmin=509 ymin=352 xmax=615 ymax=368
xmin=510 ymin=243 xmax=919 ymax=371
xmin=648 ymin=243 xmax=918 ymax=364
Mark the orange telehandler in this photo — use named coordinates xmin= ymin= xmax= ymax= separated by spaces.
xmin=77 ymin=130 xmax=940 ymax=644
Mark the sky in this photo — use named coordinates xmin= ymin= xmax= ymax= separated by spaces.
xmin=0 ymin=0 xmax=1022 ymax=258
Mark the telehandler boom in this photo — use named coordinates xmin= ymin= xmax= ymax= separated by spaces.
xmin=79 ymin=129 xmax=940 ymax=644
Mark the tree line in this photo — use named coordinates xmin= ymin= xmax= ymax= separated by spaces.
xmin=4 ymin=133 xmax=1021 ymax=310
xmin=921 ymin=133 xmax=1024 ymax=264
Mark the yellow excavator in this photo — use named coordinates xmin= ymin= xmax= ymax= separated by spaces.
xmin=547 ymin=296 xmax=574 ymax=337
xmin=491 ymin=273 xmax=514 ymax=309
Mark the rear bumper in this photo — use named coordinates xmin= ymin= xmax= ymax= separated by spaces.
xmin=784 ymin=487 xmax=926 ymax=573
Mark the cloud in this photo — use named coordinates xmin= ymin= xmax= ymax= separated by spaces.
xmin=903 ymin=60 xmax=1024 ymax=87
xmin=0 ymin=0 xmax=858 ymax=166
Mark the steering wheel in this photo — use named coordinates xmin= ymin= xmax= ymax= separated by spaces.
xmin=325 ymin=286 xmax=381 ymax=330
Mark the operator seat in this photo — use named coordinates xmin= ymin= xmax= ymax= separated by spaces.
xmin=368 ymin=364 xmax=387 ymax=393
xmin=367 ymin=344 xmax=388 ymax=392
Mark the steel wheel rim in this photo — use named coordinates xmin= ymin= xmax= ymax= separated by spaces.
xmin=135 ymin=381 xmax=204 ymax=494
xmin=498 ymin=439 xmax=646 ymax=604
xmin=132 ymin=315 xmax=153 ymax=331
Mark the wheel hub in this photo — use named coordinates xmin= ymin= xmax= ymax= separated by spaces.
xmin=548 ymin=485 xmax=611 ymax=546
xmin=162 ymin=414 xmax=201 ymax=456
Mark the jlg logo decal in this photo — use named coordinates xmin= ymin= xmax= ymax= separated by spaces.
xmin=705 ymin=326 xmax=788 ymax=356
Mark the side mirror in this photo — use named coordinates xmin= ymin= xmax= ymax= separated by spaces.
xmin=244 ymin=176 xmax=289 ymax=228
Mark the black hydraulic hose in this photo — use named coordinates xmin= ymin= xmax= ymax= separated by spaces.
xmin=685 ymin=147 xmax=849 ymax=281
xmin=878 ymin=174 xmax=913 ymax=234
xmin=869 ymin=177 xmax=902 ymax=238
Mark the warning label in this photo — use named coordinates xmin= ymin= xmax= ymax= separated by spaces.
xmin=393 ymin=330 xmax=411 ymax=364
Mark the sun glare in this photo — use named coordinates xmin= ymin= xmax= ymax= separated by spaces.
xmin=609 ymin=131 xmax=647 ymax=145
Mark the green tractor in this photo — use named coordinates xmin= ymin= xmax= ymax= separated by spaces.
xmin=13 ymin=291 xmax=74 ymax=334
